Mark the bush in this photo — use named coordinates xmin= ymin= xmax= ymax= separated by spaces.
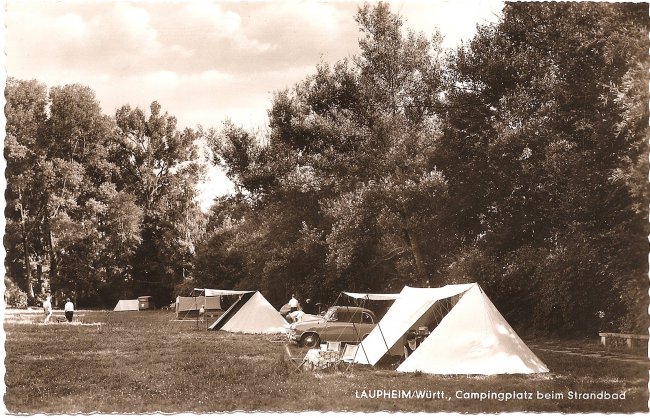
xmin=4 ymin=277 xmax=28 ymax=308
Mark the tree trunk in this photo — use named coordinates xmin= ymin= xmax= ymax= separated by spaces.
xmin=17 ymin=189 xmax=34 ymax=299
xmin=399 ymin=208 xmax=429 ymax=284
xmin=402 ymin=227 xmax=429 ymax=284
xmin=48 ymin=230 xmax=58 ymax=289
xmin=23 ymin=234 xmax=34 ymax=299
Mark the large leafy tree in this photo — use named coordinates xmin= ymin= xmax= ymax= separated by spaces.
xmin=5 ymin=78 xmax=49 ymax=299
xmin=202 ymin=2 xmax=647 ymax=335
xmin=200 ymin=2 xmax=451 ymax=307
xmin=41 ymin=84 xmax=121 ymax=302
xmin=114 ymin=102 xmax=203 ymax=304
xmin=5 ymin=80 xmax=203 ymax=307
xmin=5 ymin=80 xmax=147 ymax=306
xmin=440 ymin=2 xmax=648 ymax=334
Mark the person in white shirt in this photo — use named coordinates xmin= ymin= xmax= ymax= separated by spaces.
xmin=43 ymin=295 xmax=52 ymax=324
xmin=199 ymin=305 xmax=205 ymax=323
xmin=288 ymin=294 xmax=299 ymax=313
xmin=64 ymin=298 xmax=74 ymax=322
xmin=287 ymin=310 xmax=304 ymax=323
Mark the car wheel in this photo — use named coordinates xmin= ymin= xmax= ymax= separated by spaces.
xmin=301 ymin=333 xmax=320 ymax=348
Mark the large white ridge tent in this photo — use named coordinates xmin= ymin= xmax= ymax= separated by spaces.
xmin=348 ymin=283 xmax=548 ymax=375
xmin=197 ymin=288 xmax=288 ymax=334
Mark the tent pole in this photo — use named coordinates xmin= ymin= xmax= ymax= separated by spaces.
xmin=322 ymin=292 xmax=343 ymax=347
xmin=207 ymin=291 xmax=212 ymax=331
xmin=195 ymin=292 xmax=199 ymax=329
xmin=355 ymin=296 xmax=370 ymax=364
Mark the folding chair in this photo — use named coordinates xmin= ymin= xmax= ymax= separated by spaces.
xmin=284 ymin=344 xmax=307 ymax=373
xmin=326 ymin=341 xmax=342 ymax=352
xmin=338 ymin=343 xmax=358 ymax=372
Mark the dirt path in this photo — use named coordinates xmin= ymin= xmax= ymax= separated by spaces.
xmin=529 ymin=343 xmax=650 ymax=366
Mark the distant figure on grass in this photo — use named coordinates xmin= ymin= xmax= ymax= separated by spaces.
xmin=64 ymin=298 xmax=74 ymax=323
xmin=288 ymin=294 xmax=299 ymax=313
xmin=199 ymin=305 xmax=205 ymax=322
xmin=43 ymin=295 xmax=52 ymax=324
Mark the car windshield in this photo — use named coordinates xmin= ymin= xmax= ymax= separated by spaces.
xmin=324 ymin=307 xmax=337 ymax=321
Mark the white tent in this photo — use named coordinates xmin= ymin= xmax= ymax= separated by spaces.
xmin=355 ymin=283 xmax=548 ymax=375
xmin=354 ymin=283 xmax=475 ymax=365
xmin=397 ymin=284 xmax=548 ymax=374
xmin=208 ymin=291 xmax=288 ymax=334
xmin=113 ymin=299 xmax=139 ymax=311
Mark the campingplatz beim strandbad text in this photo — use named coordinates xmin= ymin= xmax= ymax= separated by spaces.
xmin=354 ymin=389 xmax=628 ymax=402
xmin=454 ymin=390 xmax=627 ymax=402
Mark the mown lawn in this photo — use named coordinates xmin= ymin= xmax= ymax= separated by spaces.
xmin=4 ymin=310 xmax=648 ymax=413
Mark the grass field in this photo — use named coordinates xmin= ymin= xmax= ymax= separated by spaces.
xmin=4 ymin=309 xmax=648 ymax=413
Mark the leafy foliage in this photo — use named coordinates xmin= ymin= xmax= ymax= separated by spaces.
xmin=439 ymin=2 xmax=649 ymax=335
xmin=5 ymin=2 xmax=647 ymax=336
xmin=5 ymin=81 xmax=204 ymax=307
xmin=198 ymin=2 xmax=647 ymax=335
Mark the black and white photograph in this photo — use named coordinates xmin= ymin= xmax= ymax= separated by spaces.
xmin=3 ymin=0 xmax=649 ymax=414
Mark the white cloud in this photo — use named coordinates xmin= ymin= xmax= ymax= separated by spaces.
xmin=114 ymin=2 xmax=150 ymax=28
xmin=197 ymin=165 xmax=236 ymax=212
xmin=55 ymin=13 xmax=87 ymax=39
xmin=141 ymin=70 xmax=180 ymax=86
xmin=199 ymin=70 xmax=232 ymax=83
xmin=6 ymin=0 xmax=506 ymax=207
xmin=393 ymin=0 xmax=503 ymax=48
xmin=181 ymin=1 xmax=242 ymax=35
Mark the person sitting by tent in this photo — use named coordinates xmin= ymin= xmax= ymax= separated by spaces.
xmin=43 ymin=295 xmax=52 ymax=324
xmin=403 ymin=327 xmax=430 ymax=358
xmin=64 ymin=298 xmax=74 ymax=323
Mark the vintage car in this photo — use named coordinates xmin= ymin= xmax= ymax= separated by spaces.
xmin=287 ymin=306 xmax=377 ymax=348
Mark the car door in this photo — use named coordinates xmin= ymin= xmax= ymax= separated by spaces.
xmin=320 ymin=308 xmax=355 ymax=342
xmin=317 ymin=308 xmax=339 ymax=342
xmin=341 ymin=309 xmax=367 ymax=342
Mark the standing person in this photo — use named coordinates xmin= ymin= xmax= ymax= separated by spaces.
xmin=288 ymin=294 xmax=299 ymax=313
xmin=64 ymin=298 xmax=74 ymax=323
xmin=43 ymin=295 xmax=52 ymax=324
xmin=199 ymin=305 xmax=205 ymax=323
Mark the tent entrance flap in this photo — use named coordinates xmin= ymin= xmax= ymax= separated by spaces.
xmin=209 ymin=292 xmax=254 ymax=331
xmin=377 ymin=291 xmax=465 ymax=358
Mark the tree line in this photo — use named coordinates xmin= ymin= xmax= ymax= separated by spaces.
xmin=5 ymin=82 xmax=205 ymax=307
xmin=5 ymin=2 xmax=648 ymax=336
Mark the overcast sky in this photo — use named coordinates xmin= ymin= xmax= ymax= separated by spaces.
xmin=6 ymin=0 xmax=504 ymax=210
